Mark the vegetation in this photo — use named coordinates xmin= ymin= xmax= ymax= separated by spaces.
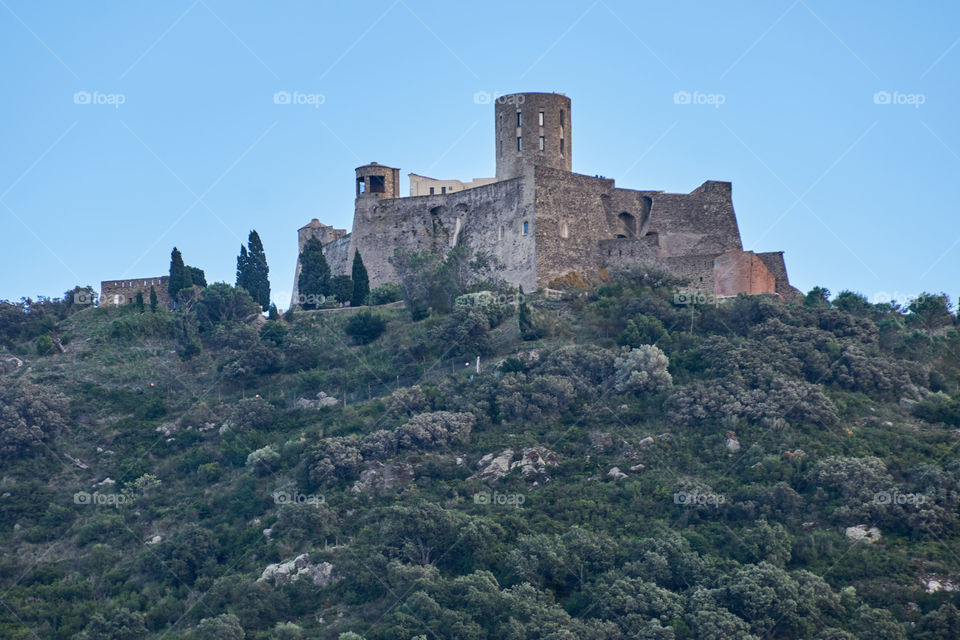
xmin=298 ymin=238 xmax=331 ymax=310
xmin=1 ymin=267 xmax=960 ymax=639
xmin=237 ymin=230 xmax=272 ymax=311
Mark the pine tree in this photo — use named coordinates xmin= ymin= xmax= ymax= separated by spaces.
xmin=246 ymin=230 xmax=270 ymax=310
xmin=187 ymin=266 xmax=206 ymax=288
xmin=168 ymin=248 xmax=190 ymax=299
xmin=351 ymin=250 xmax=370 ymax=307
xmin=297 ymin=237 xmax=330 ymax=310
xmin=149 ymin=286 xmax=158 ymax=312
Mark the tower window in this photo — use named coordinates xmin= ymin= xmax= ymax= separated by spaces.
xmin=357 ymin=177 xmax=366 ymax=194
xmin=522 ymin=221 xmax=529 ymax=235
xmin=369 ymin=175 xmax=385 ymax=193
xmin=517 ymin=137 xmax=522 ymax=152
xmin=561 ymin=222 xmax=569 ymax=238
xmin=517 ymin=111 xmax=522 ymax=127
xmin=560 ymin=109 xmax=564 ymax=127
xmin=538 ymin=111 xmax=544 ymax=126
xmin=560 ymin=138 xmax=564 ymax=155
xmin=498 ymin=225 xmax=504 ymax=241
xmin=539 ymin=136 xmax=544 ymax=151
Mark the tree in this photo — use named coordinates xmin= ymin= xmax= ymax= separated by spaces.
xmin=804 ymin=286 xmax=831 ymax=309
xmin=194 ymin=284 xmax=261 ymax=330
xmin=168 ymin=247 xmax=190 ymax=299
xmin=907 ymin=292 xmax=954 ymax=332
xmin=149 ymin=286 xmax=158 ymax=312
xmin=298 ymin=238 xmax=330 ymax=310
xmin=187 ymin=266 xmax=206 ymax=288
xmin=236 ymin=245 xmax=250 ymax=293
xmin=351 ymin=250 xmax=370 ymax=306
xmin=134 ymin=291 xmax=144 ymax=313
xmin=345 ymin=310 xmax=386 ymax=344
xmin=76 ymin=608 xmax=148 ymax=640
xmin=332 ymin=275 xmax=353 ymax=305
xmin=517 ymin=286 xmax=541 ymax=340
xmin=245 ymin=230 xmax=271 ymax=310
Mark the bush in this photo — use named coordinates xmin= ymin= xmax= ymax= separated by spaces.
xmin=345 ymin=310 xmax=387 ymax=345
xmin=614 ymin=345 xmax=673 ymax=394
xmin=369 ymin=282 xmax=402 ymax=305
xmin=35 ymin=334 xmax=55 ymax=355
xmin=0 ymin=380 xmax=68 ymax=460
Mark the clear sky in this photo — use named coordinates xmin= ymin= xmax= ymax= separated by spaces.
xmin=1 ymin=1 xmax=957 ymax=310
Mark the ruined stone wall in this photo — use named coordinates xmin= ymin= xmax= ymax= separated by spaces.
xmin=646 ymin=181 xmax=743 ymax=258
xmin=713 ymin=250 xmax=776 ymax=297
xmin=347 ymin=175 xmax=537 ymax=291
xmin=757 ymin=251 xmax=803 ymax=301
xmin=662 ymin=255 xmax=717 ymax=292
xmin=533 ymin=167 xmax=616 ymax=287
xmin=100 ymin=277 xmax=171 ymax=306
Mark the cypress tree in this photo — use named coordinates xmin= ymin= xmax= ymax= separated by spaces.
xmin=186 ymin=266 xmax=206 ymax=288
xmin=168 ymin=248 xmax=190 ymax=299
xmin=246 ymin=230 xmax=271 ymax=310
xmin=135 ymin=291 xmax=144 ymax=313
xmin=149 ymin=286 xmax=158 ymax=312
xmin=351 ymin=250 xmax=370 ymax=307
xmin=236 ymin=245 xmax=249 ymax=293
xmin=297 ymin=237 xmax=330 ymax=310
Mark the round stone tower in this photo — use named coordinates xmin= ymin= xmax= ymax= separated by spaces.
xmin=495 ymin=92 xmax=571 ymax=181
xmin=355 ymin=162 xmax=400 ymax=199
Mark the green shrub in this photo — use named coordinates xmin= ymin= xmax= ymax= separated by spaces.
xmin=345 ymin=310 xmax=387 ymax=344
xmin=369 ymin=282 xmax=402 ymax=305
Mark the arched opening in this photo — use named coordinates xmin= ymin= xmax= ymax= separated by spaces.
xmin=429 ymin=205 xmax=447 ymax=216
xmin=618 ymin=212 xmax=637 ymax=237
xmin=560 ymin=222 xmax=569 ymax=239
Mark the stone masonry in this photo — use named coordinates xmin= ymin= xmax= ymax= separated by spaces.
xmin=292 ymin=91 xmax=801 ymax=306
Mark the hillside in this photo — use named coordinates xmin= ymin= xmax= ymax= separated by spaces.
xmin=2 ymin=270 xmax=960 ymax=639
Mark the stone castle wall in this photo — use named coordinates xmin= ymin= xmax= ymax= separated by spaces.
xmin=100 ymin=277 xmax=171 ymax=306
xmin=347 ymin=175 xmax=537 ymax=291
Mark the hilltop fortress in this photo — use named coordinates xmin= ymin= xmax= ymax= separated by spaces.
xmin=292 ymin=92 xmax=800 ymax=305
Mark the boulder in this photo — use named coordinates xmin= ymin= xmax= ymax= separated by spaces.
xmin=258 ymin=553 xmax=337 ymax=586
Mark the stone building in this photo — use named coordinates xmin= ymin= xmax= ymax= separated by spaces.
xmin=100 ymin=276 xmax=170 ymax=307
xmin=293 ymin=91 xmax=800 ymax=305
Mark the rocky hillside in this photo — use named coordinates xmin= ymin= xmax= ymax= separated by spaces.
xmin=2 ymin=271 xmax=960 ymax=639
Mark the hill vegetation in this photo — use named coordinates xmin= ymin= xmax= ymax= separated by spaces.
xmin=2 ymin=266 xmax=960 ymax=639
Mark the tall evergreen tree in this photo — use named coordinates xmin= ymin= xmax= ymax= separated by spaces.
xmin=351 ymin=250 xmax=370 ymax=307
xmin=149 ymin=286 xmax=158 ymax=312
xmin=187 ymin=266 xmax=206 ymax=288
xmin=236 ymin=245 xmax=250 ymax=293
xmin=297 ymin=237 xmax=330 ymax=310
xmin=246 ymin=230 xmax=271 ymax=310
xmin=168 ymin=247 xmax=190 ymax=299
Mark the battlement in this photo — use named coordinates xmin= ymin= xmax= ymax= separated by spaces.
xmin=100 ymin=276 xmax=170 ymax=306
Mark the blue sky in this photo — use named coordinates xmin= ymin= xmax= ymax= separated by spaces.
xmin=1 ymin=0 xmax=957 ymax=310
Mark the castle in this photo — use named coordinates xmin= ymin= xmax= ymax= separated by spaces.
xmin=292 ymin=91 xmax=800 ymax=306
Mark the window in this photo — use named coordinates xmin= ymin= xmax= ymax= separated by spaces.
xmin=517 ymin=137 xmax=522 ymax=152
xmin=560 ymin=109 xmax=564 ymax=128
xmin=429 ymin=187 xmax=435 ymax=195
xmin=498 ymin=225 xmax=504 ymax=241
xmin=357 ymin=177 xmax=366 ymax=194
xmin=538 ymin=111 xmax=544 ymax=126
xmin=561 ymin=222 xmax=569 ymax=238
xmin=517 ymin=111 xmax=522 ymax=127
xmin=560 ymin=138 xmax=564 ymax=155
xmin=441 ymin=186 xmax=446 ymax=194
xmin=522 ymin=221 xmax=529 ymax=235
xmin=369 ymin=175 xmax=385 ymax=193
xmin=539 ymin=136 xmax=544 ymax=151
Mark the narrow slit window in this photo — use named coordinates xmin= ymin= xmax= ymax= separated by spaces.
xmin=560 ymin=138 xmax=564 ymax=155
xmin=522 ymin=221 xmax=529 ymax=235
xmin=538 ymin=111 xmax=544 ymax=126
xmin=517 ymin=111 xmax=522 ymax=127
xmin=517 ymin=137 xmax=522 ymax=152
xmin=539 ymin=136 xmax=545 ymax=151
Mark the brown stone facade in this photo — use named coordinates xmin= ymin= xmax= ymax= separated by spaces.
xmin=100 ymin=277 xmax=170 ymax=307
xmin=291 ymin=91 xmax=798 ymax=306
